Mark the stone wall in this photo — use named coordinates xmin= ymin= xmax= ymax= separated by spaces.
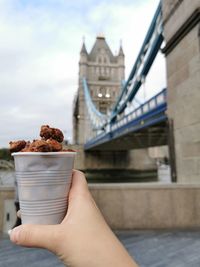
xmin=162 ymin=0 xmax=200 ymax=182
xmin=162 ymin=0 xmax=200 ymax=42
xmin=90 ymin=183 xmax=200 ymax=229
xmin=74 ymin=36 xmax=125 ymax=144
xmin=2 ymin=184 xmax=200 ymax=232
xmin=0 ymin=187 xmax=15 ymax=233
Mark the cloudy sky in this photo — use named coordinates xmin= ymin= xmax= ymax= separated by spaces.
xmin=0 ymin=0 xmax=166 ymax=148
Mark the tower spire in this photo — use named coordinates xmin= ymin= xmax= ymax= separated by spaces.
xmin=118 ymin=39 xmax=124 ymax=56
xmin=80 ymin=36 xmax=88 ymax=54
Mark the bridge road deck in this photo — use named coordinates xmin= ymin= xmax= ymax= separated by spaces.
xmin=1 ymin=230 xmax=200 ymax=267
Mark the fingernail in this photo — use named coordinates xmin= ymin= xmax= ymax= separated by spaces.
xmin=10 ymin=227 xmax=20 ymax=243
xmin=8 ymin=229 xmax=12 ymax=236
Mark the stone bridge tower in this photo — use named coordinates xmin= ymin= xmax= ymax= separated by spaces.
xmin=73 ymin=35 xmax=125 ymax=144
xmin=162 ymin=0 xmax=200 ymax=182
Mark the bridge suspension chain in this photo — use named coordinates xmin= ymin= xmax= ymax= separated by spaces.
xmin=82 ymin=78 xmax=108 ymax=132
xmin=111 ymin=1 xmax=164 ymax=122
xmin=83 ymin=1 xmax=164 ymax=141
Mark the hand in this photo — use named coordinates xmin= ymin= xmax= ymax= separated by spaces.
xmin=9 ymin=170 xmax=138 ymax=267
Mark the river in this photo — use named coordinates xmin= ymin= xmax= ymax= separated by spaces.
xmin=0 ymin=164 xmax=171 ymax=185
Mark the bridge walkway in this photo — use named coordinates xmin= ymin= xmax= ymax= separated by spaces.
xmin=1 ymin=230 xmax=200 ymax=266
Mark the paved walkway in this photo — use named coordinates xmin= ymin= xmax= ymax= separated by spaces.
xmin=1 ymin=230 xmax=200 ymax=267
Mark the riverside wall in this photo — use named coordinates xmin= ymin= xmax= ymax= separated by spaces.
xmin=0 ymin=187 xmax=15 ymax=233
xmin=1 ymin=184 xmax=200 ymax=232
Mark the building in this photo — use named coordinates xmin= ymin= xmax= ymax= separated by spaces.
xmin=73 ymin=35 xmax=125 ymax=144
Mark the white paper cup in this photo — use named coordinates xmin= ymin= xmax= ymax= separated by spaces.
xmin=12 ymin=152 xmax=76 ymax=225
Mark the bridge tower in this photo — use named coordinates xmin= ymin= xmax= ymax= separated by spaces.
xmin=73 ymin=35 xmax=125 ymax=144
xmin=162 ymin=0 xmax=200 ymax=183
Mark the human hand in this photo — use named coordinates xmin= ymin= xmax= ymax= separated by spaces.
xmin=9 ymin=170 xmax=138 ymax=267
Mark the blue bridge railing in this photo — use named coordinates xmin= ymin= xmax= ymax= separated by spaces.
xmin=82 ymin=78 xmax=107 ymax=130
xmin=82 ymin=1 xmax=166 ymax=150
xmin=84 ymin=88 xmax=167 ymax=150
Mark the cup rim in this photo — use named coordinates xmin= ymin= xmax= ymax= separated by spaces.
xmin=12 ymin=151 xmax=76 ymax=156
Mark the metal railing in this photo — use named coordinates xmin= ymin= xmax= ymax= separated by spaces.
xmin=82 ymin=1 xmax=165 ymax=145
xmin=111 ymin=1 xmax=163 ymax=120
xmin=110 ymin=88 xmax=166 ymax=133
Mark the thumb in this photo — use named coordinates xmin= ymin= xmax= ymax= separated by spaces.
xmin=9 ymin=224 xmax=59 ymax=252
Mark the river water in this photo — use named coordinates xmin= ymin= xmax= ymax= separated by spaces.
xmin=0 ymin=165 xmax=171 ymax=185
xmin=1 ymin=169 xmax=157 ymax=185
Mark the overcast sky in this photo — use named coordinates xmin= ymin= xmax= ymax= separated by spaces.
xmin=0 ymin=0 xmax=166 ymax=148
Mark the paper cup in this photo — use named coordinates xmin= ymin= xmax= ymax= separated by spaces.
xmin=12 ymin=152 xmax=76 ymax=225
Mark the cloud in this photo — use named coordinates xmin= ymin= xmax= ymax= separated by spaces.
xmin=0 ymin=0 xmax=165 ymax=147
xmin=84 ymin=0 xmax=165 ymax=100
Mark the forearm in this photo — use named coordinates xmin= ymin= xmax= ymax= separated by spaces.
xmin=62 ymin=236 xmax=138 ymax=267
xmin=60 ymin=216 xmax=138 ymax=267
xmin=89 ymin=227 xmax=138 ymax=267
xmin=9 ymin=171 xmax=139 ymax=267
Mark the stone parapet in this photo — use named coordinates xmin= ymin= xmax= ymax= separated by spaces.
xmin=0 ymin=187 xmax=15 ymax=233
xmin=90 ymin=183 xmax=200 ymax=229
xmin=1 ymin=184 xmax=200 ymax=231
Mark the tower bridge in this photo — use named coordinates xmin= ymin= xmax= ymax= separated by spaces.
xmin=0 ymin=0 xmax=200 ymax=236
xmin=73 ymin=0 xmax=200 ymax=184
xmin=84 ymin=88 xmax=168 ymax=151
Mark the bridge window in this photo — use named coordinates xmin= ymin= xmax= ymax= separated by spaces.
xmin=105 ymin=88 xmax=110 ymax=98
xmin=98 ymin=92 xmax=103 ymax=98
xmin=96 ymin=67 xmax=99 ymax=74
xmin=98 ymin=87 xmax=106 ymax=97
xmin=99 ymin=102 xmax=107 ymax=114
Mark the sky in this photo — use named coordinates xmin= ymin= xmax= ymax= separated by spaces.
xmin=0 ymin=0 xmax=166 ymax=148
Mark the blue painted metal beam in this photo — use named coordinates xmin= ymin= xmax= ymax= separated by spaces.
xmin=82 ymin=1 xmax=166 ymax=151
xmin=84 ymin=109 xmax=167 ymax=150
xmin=82 ymin=78 xmax=106 ymax=118
xmin=113 ymin=34 xmax=164 ymax=118
xmin=84 ymin=88 xmax=167 ymax=150
xmin=111 ymin=1 xmax=163 ymax=121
